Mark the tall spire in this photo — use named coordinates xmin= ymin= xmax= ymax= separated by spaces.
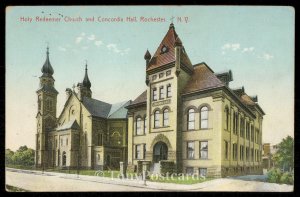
xmin=41 ymin=46 xmax=54 ymax=76
xmin=82 ymin=61 xmax=91 ymax=89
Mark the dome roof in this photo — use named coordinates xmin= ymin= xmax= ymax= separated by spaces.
xmin=41 ymin=47 xmax=54 ymax=76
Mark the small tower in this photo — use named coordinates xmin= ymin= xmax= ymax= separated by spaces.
xmin=77 ymin=62 xmax=92 ymax=100
xmin=144 ymin=50 xmax=151 ymax=85
xmin=174 ymin=36 xmax=182 ymax=76
xmin=36 ymin=46 xmax=58 ymax=168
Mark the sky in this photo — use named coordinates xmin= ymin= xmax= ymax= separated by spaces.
xmin=6 ymin=6 xmax=294 ymax=151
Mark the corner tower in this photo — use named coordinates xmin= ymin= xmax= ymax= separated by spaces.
xmin=35 ymin=46 xmax=58 ymax=168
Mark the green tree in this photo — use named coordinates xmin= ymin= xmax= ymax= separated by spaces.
xmin=272 ymin=136 xmax=294 ymax=171
xmin=11 ymin=146 xmax=35 ymax=166
xmin=5 ymin=149 xmax=14 ymax=164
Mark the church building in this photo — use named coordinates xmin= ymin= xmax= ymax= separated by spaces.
xmin=126 ymin=23 xmax=265 ymax=177
xmin=35 ymin=47 xmax=130 ymax=170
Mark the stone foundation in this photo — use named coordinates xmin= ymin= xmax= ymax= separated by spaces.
xmin=221 ymin=166 xmax=263 ymax=177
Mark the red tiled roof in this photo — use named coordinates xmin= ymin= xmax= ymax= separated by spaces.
xmin=182 ymin=63 xmax=224 ymax=94
xmin=146 ymin=25 xmax=193 ymax=71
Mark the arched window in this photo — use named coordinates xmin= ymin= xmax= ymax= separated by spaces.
xmin=136 ymin=117 xmax=142 ymax=135
xmin=225 ymin=107 xmax=229 ymax=130
xmin=38 ymin=96 xmax=41 ymax=111
xmin=200 ymin=106 xmax=208 ymax=129
xmin=154 ymin=110 xmax=160 ymax=128
xmin=144 ymin=116 xmax=147 ymax=133
xmin=187 ymin=108 xmax=195 ymax=130
xmin=163 ymin=109 xmax=169 ymax=126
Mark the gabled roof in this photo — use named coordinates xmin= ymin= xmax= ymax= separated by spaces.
xmin=82 ymin=97 xmax=112 ymax=118
xmin=82 ymin=96 xmax=131 ymax=119
xmin=182 ymin=63 xmax=225 ymax=94
xmin=127 ymin=90 xmax=147 ymax=108
xmin=146 ymin=24 xmax=193 ymax=72
xmin=108 ymin=100 xmax=131 ymax=119
xmin=56 ymin=119 xmax=80 ymax=131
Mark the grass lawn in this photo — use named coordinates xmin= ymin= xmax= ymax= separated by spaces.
xmin=6 ymin=185 xmax=29 ymax=192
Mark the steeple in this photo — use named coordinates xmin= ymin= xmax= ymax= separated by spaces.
xmin=82 ymin=62 xmax=91 ymax=89
xmin=41 ymin=46 xmax=54 ymax=76
xmin=77 ymin=61 xmax=92 ymax=99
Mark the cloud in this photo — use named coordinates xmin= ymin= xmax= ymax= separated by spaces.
xmin=107 ymin=43 xmax=121 ymax=53
xmin=58 ymin=46 xmax=66 ymax=51
xmin=75 ymin=36 xmax=83 ymax=44
xmin=95 ymin=40 xmax=103 ymax=46
xmin=262 ymin=53 xmax=274 ymax=60
xmin=88 ymin=34 xmax=96 ymax=41
xmin=222 ymin=43 xmax=240 ymax=51
xmin=242 ymin=47 xmax=255 ymax=53
xmin=107 ymin=44 xmax=130 ymax=55
xmin=81 ymin=32 xmax=85 ymax=36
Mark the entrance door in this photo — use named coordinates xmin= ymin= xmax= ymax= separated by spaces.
xmin=153 ymin=142 xmax=168 ymax=163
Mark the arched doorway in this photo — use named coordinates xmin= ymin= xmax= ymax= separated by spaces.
xmin=153 ymin=142 xmax=168 ymax=163
xmin=62 ymin=151 xmax=67 ymax=166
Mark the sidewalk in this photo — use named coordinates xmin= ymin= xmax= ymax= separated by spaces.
xmin=5 ymin=167 xmax=218 ymax=191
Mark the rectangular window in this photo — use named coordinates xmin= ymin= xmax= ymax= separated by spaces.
xmin=152 ymin=88 xmax=157 ymax=101
xmin=240 ymin=118 xmax=244 ymax=137
xmin=187 ymin=141 xmax=195 ymax=159
xmin=136 ymin=118 xmax=142 ymax=135
xmin=188 ymin=109 xmax=195 ymax=130
xmin=233 ymin=112 xmax=236 ymax=133
xmin=159 ymin=72 xmax=164 ymax=78
xmin=99 ymin=134 xmax=103 ymax=146
xmin=240 ymin=145 xmax=244 ymax=161
xmin=225 ymin=141 xmax=229 ymax=159
xmin=233 ymin=143 xmax=237 ymax=160
xmin=200 ymin=141 xmax=208 ymax=159
xmin=159 ymin=86 xmax=164 ymax=99
xmin=186 ymin=167 xmax=194 ymax=175
xmin=167 ymin=84 xmax=172 ymax=98
xmin=251 ymin=125 xmax=254 ymax=142
xmin=143 ymin=144 xmax=146 ymax=159
xmin=251 ymin=148 xmax=254 ymax=161
xmin=199 ymin=168 xmax=207 ymax=177
xmin=154 ymin=111 xmax=159 ymax=128
xmin=135 ymin=145 xmax=142 ymax=159
xmin=246 ymin=147 xmax=249 ymax=161
xmin=61 ymin=139 xmax=63 ymax=146
xmin=144 ymin=117 xmax=147 ymax=133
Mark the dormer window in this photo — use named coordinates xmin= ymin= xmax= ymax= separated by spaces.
xmin=161 ymin=45 xmax=168 ymax=54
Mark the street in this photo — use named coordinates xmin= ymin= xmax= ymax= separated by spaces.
xmin=5 ymin=168 xmax=293 ymax=192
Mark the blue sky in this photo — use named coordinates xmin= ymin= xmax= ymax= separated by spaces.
xmin=6 ymin=6 xmax=294 ymax=151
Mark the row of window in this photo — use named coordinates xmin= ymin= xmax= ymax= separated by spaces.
xmin=187 ymin=107 xmax=209 ymax=130
xmin=152 ymin=70 xmax=171 ymax=81
xmin=152 ymin=84 xmax=171 ymax=101
xmin=187 ymin=141 xmax=208 ymax=159
xmin=224 ymin=107 xmax=260 ymax=143
xmin=186 ymin=167 xmax=207 ymax=177
xmin=38 ymin=98 xmax=53 ymax=111
xmin=224 ymin=141 xmax=261 ymax=162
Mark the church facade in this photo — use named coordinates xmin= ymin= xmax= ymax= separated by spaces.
xmin=126 ymin=23 xmax=265 ymax=177
xmin=35 ymin=48 xmax=130 ymax=170
xmin=35 ymin=23 xmax=265 ymax=177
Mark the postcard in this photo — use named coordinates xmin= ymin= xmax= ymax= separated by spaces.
xmin=5 ymin=6 xmax=294 ymax=192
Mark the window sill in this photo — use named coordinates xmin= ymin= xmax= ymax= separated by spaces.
xmin=134 ymin=134 xmax=146 ymax=136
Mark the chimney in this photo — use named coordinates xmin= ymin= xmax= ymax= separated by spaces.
xmin=174 ymin=37 xmax=182 ymax=76
xmin=66 ymin=88 xmax=72 ymax=100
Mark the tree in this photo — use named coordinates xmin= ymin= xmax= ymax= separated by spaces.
xmin=5 ymin=149 xmax=14 ymax=164
xmin=272 ymin=136 xmax=294 ymax=171
xmin=10 ymin=146 xmax=35 ymax=166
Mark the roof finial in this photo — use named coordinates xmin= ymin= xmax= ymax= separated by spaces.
xmin=46 ymin=42 xmax=49 ymax=55
xmin=169 ymin=16 xmax=175 ymax=29
xmin=85 ymin=59 xmax=88 ymax=70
